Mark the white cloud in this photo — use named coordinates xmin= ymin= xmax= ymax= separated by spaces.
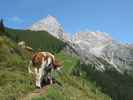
xmin=8 ymin=16 xmax=23 ymax=23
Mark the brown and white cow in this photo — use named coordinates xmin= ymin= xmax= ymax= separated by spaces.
xmin=28 ymin=52 xmax=62 ymax=88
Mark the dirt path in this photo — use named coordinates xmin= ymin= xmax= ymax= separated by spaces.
xmin=20 ymin=78 xmax=62 ymax=100
xmin=21 ymin=85 xmax=49 ymax=100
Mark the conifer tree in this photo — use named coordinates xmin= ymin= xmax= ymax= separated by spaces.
xmin=0 ymin=19 xmax=5 ymax=34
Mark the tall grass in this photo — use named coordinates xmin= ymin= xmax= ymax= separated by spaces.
xmin=0 ymin=36 xmax=35 ymax=100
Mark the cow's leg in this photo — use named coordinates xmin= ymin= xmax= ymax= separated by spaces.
xmin=47 ymin=66 xmax=53 ymax=85
xmin=46 ymin=57 xmax=53 ymax=84
xmin=35 ymin=61 xmax=46 ymax=88
xmin=35 ymin=68 xmax=40 ymax=88
xmin=35 ymin=67 xmax=45 ymax=88
xmin=49 ymin=69 xmax=53 ymax=84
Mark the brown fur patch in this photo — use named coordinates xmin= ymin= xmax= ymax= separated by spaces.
xmin=32 ymin=52 xmax=48 ymax=68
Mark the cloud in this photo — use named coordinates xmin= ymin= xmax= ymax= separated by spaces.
xmin=7 ymin=16 xmax=23 ymax=23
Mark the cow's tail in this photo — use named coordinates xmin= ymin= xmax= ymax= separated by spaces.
xmin=28 ymin=60 xmax=33 ymax=74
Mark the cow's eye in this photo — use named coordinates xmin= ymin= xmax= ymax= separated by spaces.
xmin=48 ymin=63 xmax=52 ymax=67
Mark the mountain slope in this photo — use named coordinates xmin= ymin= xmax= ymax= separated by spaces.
xmin=5 ymin=28 xmax=65 ymax=53
xmin=73 ymin=63 xmax=133 ymax=100
xmin=64 ymin=31 xmax=133 ymax=100
xmin=66 ymin=31 xmax=133 ymax=74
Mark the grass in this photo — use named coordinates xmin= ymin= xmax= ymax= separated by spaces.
xmin=0 ymin=36 xmax=35 ymax=100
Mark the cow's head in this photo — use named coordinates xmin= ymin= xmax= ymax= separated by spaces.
xmin=53 ymin=59 xmax=62 ymax=70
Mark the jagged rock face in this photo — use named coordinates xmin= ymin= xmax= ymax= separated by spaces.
xmin=30 ymin=15 xmax=70 ymax=41
xmin=101 ymin=42 xmax=133 ymax=73
xmin=66 ymin=32 xmax=133 ymax=74
xmin=72 ymin=32 xmax=113 ymax=56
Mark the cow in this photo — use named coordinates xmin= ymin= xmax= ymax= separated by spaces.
xmin=28 ymin=52 xmax=62 ymax=88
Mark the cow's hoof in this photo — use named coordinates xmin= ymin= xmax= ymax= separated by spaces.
xmin=36 ymin=86 xmax=41 ymax=89
xmin=36 ymin=85 xmax=42 ymax=89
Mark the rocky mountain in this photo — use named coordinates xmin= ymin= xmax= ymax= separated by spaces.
xmin=66 ymin=31 xmax=133 ymax=74
xmin=30 ymin=15 xmax=70 ymax=41
xmin=73 ymin=31 xmax=112 ymax=56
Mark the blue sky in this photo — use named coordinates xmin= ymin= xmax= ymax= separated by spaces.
xmin=0 ymin=0 xmax=133 ymax=43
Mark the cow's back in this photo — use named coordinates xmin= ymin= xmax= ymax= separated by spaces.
xmin=32 ymin=52 xmax=48 ymax=67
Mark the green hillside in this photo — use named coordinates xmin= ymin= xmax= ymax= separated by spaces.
xmin=5 ymin=28 xmax=65 ymax=53
xmin=73 ymin=63 xmax=133 ymax=100
xmin=0 ymin=34 xmax=111 ymax=100
xmin=0 ymin=36 xmax=35 ymax=100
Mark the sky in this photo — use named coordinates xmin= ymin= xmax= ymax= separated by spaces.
xmin=0 ymin=0 xmax=133 ymax=43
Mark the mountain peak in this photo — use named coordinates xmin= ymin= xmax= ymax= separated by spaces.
xmin=30 ymin=15 xmax=70 ymax=41
xmin=37 ymin=15 xmax=61 ymax=26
